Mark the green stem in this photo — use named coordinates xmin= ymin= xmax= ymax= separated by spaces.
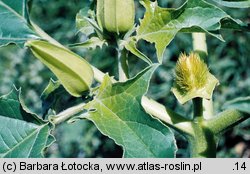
xmin=202 ymin=99 xmax=214 ymax=119
xmin=192 ymin=33 xmax=214 ymax=119
xmin=186 ymin=126 xmax=217 ymax=158
xmin=50 ymin=103 xmax=86 ymax=125
xmin=141 ymin=96 xmax=193 ymax=135
xmin=190 ymin=33 xmax=250 ymax=158
xmin=205 ymin=109 xmax=250 ymax=135
xmin=192 ymin=33 xmax=208 ymax=54
xmin=31 ymin=22 xmax=63 ymax=48
xmin=189 ymin=33 xmax=217 ymax=157
xmin=188 ymin=97 xmax=216 ymax=157
xmin=117 ymin=47 xmax=129 ymax=82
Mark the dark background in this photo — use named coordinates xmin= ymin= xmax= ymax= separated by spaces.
xmin=0 ymin=0 xmax=249 ymax=157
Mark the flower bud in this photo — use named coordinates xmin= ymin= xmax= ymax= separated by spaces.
xmin=97 ymin=0 xmax=135 ymax=34
xmin=26 ymin=40 xmax=94 ymax=97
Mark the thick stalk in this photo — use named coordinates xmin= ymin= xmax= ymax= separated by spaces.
xmin=50 ymin=103 xmax=86 ymax=125
xmin=31 ymin=22 xmax=62 ymax=48
xmin=188 ymin=97 xmax=217 ymax=157
xmin=192 ymin=33 xmax=207 ymax=54
xmin=192 ymin=33 xmax=213 ymax=119
xmin=141 ymin=96 xmax=193 ymax=135
xmin=190 ymin=33 xmax=250 ymax=157
xmin=205 ymin=109 xmax=250 ymax=135
xmin=186 ymin=126 xmax=217 ymax=158
xmin=189 ymin=33 xmax=217 ymax=157
xmin=117 ymin=47 xmax=129 ymax=82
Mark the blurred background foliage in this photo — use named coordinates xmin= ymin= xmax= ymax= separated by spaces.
xmin=0 ymin=0 xmax=249 ymax=157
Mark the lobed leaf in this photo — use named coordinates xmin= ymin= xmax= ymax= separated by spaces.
xmin=0 ymin=88 xmax=54 ymax=158
xmin=76 ymin=8 xmax=103 ymax=39
xmin=85 ymin=65 xmax=177 ymax=158
xmin=70 ymin=37 xmax=106 ymax=49
xmin=133 ymin=0 xmax=249 ymax=63
xmin=122 ymin=38 xmax=152 ymax=65
xmin=223 ymin=96 xmax=250 ymax=114
xmin=41 ymin=79 xmax=63 ymax=116
xmin=76 ymin=8 xmax=95 ymax=36
xmin=0 ymin=0 xmax=38 ymax=47
xmin=210 ymin=0 xmax=250 ymax=8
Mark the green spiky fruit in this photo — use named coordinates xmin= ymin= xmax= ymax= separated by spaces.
xmin=172 ymin=52 xmax=219 ymax=104
xmin=175 ymin=53 xmax=209 ymax=93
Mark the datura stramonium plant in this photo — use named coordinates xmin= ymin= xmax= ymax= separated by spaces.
xmin=172 ymin=53 xmax=219 ymax=104
xmin=96 ymin=0 xmax=135 ymax=34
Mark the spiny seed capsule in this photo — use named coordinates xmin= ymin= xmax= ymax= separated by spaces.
xmin=97 ymin=0 xmax=135 ymax=34
xmin=175 ymin=52 xmax=209 ymax=93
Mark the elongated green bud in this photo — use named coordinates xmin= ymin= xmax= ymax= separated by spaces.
xmin=26 ymin=40 xmax=94 ymax=97
xmin=97 ymin=0 xmax=135 ymax=34
xmin=172 ymin=52 xmax=219 ymax=104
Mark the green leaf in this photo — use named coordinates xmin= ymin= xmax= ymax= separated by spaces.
xmin=122 ymin=38 xmax=152 ymax=65
xmin=76 ymin=8 xmax=103 ymax=39
xmin=223 ymin=97 xmax=250 ymax=114
xmin=41 ymin=79 xmax=61 ymax=102
xmin=76 ymin=8 xmax=95 ymax=36
xmin=0 ymin=0 xmax=29 ymax=21
xmin=0 ymin=88 xmax=54 ymax=158
xmin=41 ymin=79 xmax=85 ymax=118
xmin=211 ymin=0 xmax=250 ymax=8
xmin=135 ymin=0 xmax=248 ymax=62
xmin=26 ymin=40 xmax=94 ymax=97
xmin=85 ymin=65 xmax=177 ymax=158
xmin=70 ymin=37 xmax=106 ymax=49
xmin=1 ymin=89 xmax=43 ymax=125
xmin=41 ymin=79 xmax=63 ymax=116
xmin=0 ymin=0 xmax=38 ymax=46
